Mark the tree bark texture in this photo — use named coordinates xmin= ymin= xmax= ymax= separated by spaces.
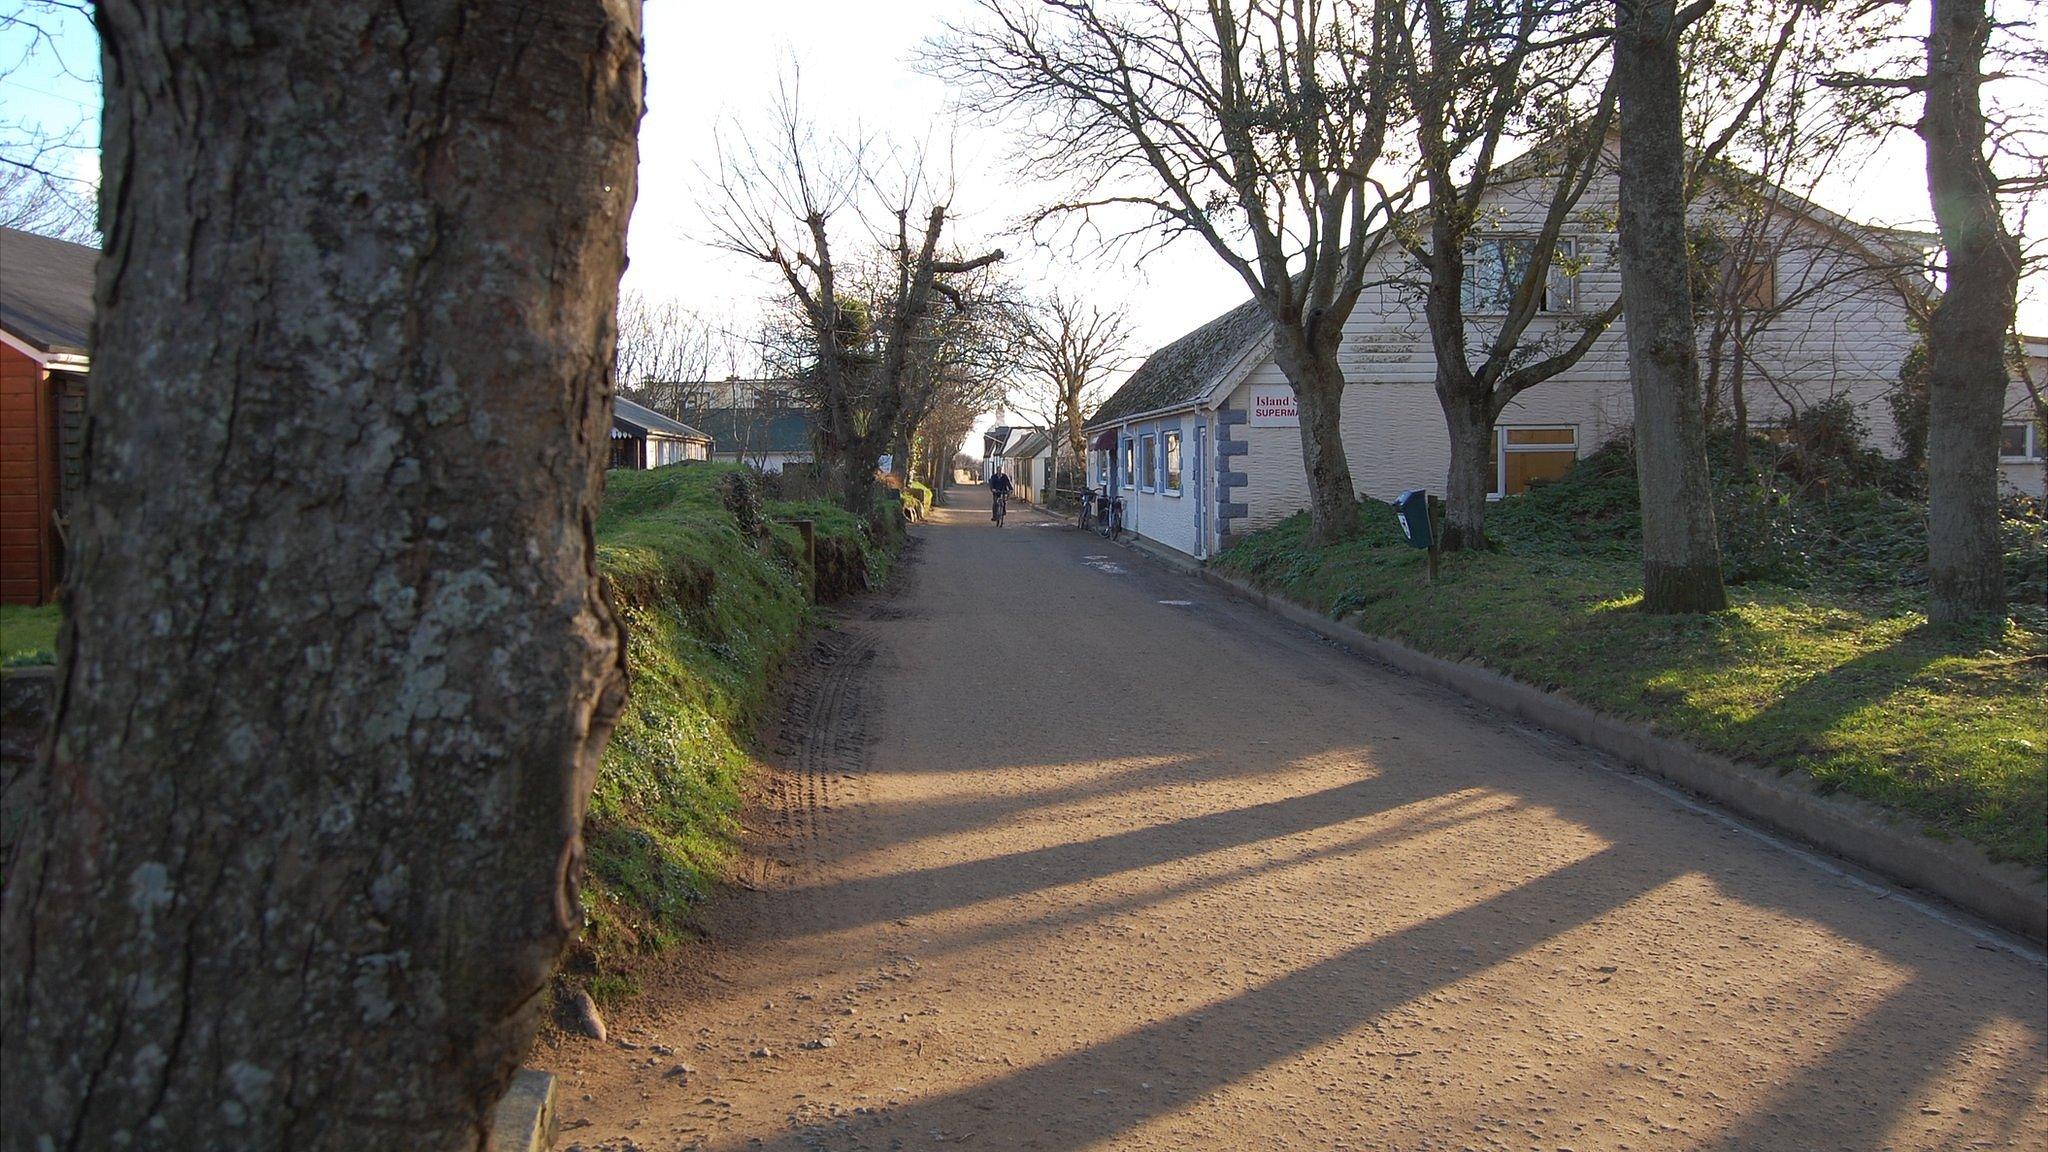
xmin=1614 ymin=0 xmax=1729 ymax=613
xmin=1922 ymin=0 xmax=2018 ymax=623
xmin=0 ymin=4 xmax=642 ymax=1150
xmin=1063 ymin=398 xmax=1089 ymax=490
xmin=1272 ymin=328 xmax=1361 ymax=544
xmin=1439 ymin=391 xmax=1493 ymax=551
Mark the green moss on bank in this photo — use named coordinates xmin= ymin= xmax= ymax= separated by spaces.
xmin=1216 ymin=453 xmax=2047 ymax=871
xmin=579 ymin=464 xmax=896 ymax=965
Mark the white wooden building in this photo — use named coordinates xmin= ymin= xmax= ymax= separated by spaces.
xmin=1001 ymin=429 xmax=1056 ymax=503
xmin=609 ymin=397 xmax=711 ymax=470
xmin=1086 ymin=158 xmax=2044 ymax=561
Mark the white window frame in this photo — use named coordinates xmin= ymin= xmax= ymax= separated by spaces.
xmin=1488 ymin=424 xmax=1580 ymax=500
xmin=1139 ymin=433 xmax=1158 ymax=493
xmin=1122 ymin=437 xmax=1136 ymax=491
xmin=1462 ymin=237 xmax=1580 ymax=316
xmin=1162 ymin=429 xmax=1183 ymax=495
xmin=2000 ymin=421 xmax=2042 ymax=461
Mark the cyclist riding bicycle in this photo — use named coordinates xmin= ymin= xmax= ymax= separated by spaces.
xmin=988 ymin=470 xmax=1014 ymax=524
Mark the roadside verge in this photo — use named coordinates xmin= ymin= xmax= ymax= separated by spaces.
xmin=1108 ymin=529 xmax=2048 ymax=945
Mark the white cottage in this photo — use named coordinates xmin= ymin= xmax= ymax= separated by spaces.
xmin=1000 ymin=428 xmax=1076 ymax=504
xmin=609 ymin=397 xmax=712 ymax=470
xmin=1086 ymin=160 xmax=2044 ymax=561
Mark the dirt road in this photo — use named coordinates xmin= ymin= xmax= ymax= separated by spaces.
xmin=551 ymin=503 xmax=2047 ymax=1151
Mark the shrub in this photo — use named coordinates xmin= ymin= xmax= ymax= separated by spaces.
xmin=904 ymin=481 xmax=934 ymax=520
xmin=714 ymin=470 xmax=766 ymax=539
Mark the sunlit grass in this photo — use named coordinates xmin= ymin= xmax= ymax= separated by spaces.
xmin=1218 ymin=505 xmax=2047 ymax=870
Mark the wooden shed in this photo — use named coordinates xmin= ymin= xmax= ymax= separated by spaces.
xmin=1 ymin=227 xmax=95 ymax=605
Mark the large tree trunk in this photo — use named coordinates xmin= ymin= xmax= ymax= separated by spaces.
xmin=1614 ymin=0 xmax=1728 ymax=614
xmin=1272 ymin=330 xmax=1360 ymax=545
xmin=889 ymin=425 xmax=914 ymax=487
xmin=0 ymin=4 xmax=641 ymax=1149
xmin=1438 ymin=385 xmax=1494 ymax=552
xmin=1923 ymin=0 xmax=2019 ymax=623
xmin=829 ymin=434 xmax=883 ymax=515
xmin=1064 ymin=386 xmax=1090 ymax=480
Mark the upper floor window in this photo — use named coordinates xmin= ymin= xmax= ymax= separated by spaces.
xmin=1729 ymin=258 xmax=1775 ymax=311
xmin=1463 ymin=238 xmax=1578 ymax=315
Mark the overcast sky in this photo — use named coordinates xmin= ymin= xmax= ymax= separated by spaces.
xmin=4 ymin=1 xmax=2042 ymax=442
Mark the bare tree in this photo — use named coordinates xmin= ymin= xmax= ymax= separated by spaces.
xmin=0 ymin=3 xmax=642 ymax=1147
xmin=1685 ymin=0 xmax=1920 ymax=470
xmin=1921 ymin=0 xmax=2026 ymax=621
xmin=1014 ymin=290 xmax=1132 ymax=505
xmin=931 ymin=0 xmax=1413 ymax=545
xmin=705 ymin=77 xmax=1002 ymax=511
xmin=0 ymin=160 xmax=93 ymax=240
xmin=1391 ymin=0 xmax=1622 ymax=551
xmin=885 ymin=261 xmax=1018 ymax=487
xmin=1614 ymin=0 xmax=1728 ymax=611
xmin=0 ymin=0 xmax=99 ymax=241
xmin=614 ymin=291 xmax=750 ymax=418
xmin=1813 ymin=0 xmax=2044 ymax=618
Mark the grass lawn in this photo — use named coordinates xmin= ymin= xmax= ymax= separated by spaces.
xmin=1216 ymin=452 xmax=2047 ymax=872
xmin=1 ymin=604 xmax=61 ymax=666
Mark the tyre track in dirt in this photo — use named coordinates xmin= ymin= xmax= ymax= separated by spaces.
xmin=766 ymin=629 xmax=876 ymax=867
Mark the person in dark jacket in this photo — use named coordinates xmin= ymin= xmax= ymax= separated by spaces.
xmin=988 ymin=470 xmax=1013 ymax=522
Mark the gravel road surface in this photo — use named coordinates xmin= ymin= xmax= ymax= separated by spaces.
xmin=549 ymin=501 xmax=2047 ymax=1151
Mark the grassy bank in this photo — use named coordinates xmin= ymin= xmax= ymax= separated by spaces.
xmin=1216 ymin=443 xmax=2047 ymax=872
xmin=578 ymin=464 xmax=900 ymax=997
xmin=1 ymin=605 xmax=61 ymax=667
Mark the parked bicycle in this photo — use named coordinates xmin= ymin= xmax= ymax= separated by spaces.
xmin=1097 ymin=494 xmax=1124 ymax=541
xmin=1078 ymin=486 xmax=1098 ymax=531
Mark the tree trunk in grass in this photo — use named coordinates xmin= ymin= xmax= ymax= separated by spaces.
xmin=1273 ymin=328 xmax=1361 ymax=544
xmin=1614 ymin=0 xmax=1729 ymax=613
xmin=0 ymin=3 xmax=641 ymax=1149
xmin=1439 ymin=388 xmax=1495 ymax=551
xmin=1922 ymin=0 xmax=2018 ymax=624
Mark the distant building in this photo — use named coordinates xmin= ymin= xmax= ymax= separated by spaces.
xmin=689 ymin=407 xmax=817 ymax=473
xmin=979 ymin=425 xmax=1013 ymax=481
xmin=1 ymin=226 xmax=94 ymax=604
xmin=627 ymin=376 xmax=804 ymax=413
xmin=609 ymin=397 xmax=712 ymax=470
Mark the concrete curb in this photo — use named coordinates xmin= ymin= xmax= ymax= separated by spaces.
xmin=488 ymin=1069 xmax=558 ymax=1152
xmin=1111 ymin=535 xmax=2048 ymax=944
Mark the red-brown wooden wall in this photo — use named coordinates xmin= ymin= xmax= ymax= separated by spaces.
xmin=0 ymin=342 xmax=57 ymax=604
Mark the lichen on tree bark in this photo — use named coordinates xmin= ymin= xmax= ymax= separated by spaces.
xmin=0 ymin=2 xmax=643 ymax=1148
